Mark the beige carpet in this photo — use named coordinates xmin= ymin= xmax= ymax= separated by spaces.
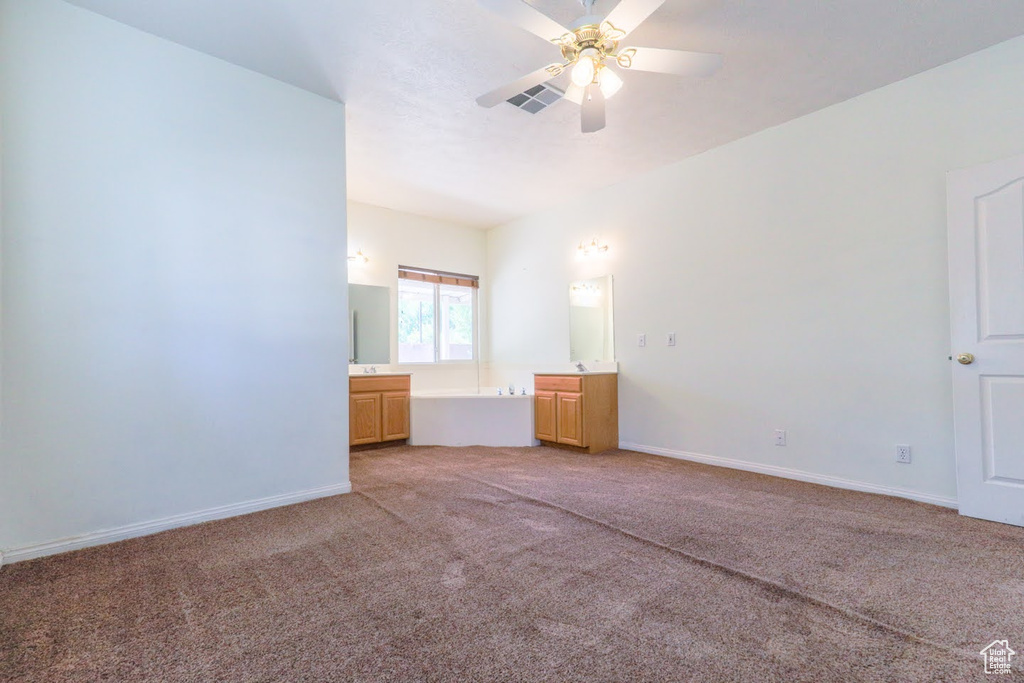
xmin=2 ymin=445 xmax=1023 ymax=681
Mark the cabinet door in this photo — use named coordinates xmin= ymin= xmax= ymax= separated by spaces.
xmin=535 ymin=391 xmax=557 ymax=442
xmin=556 ymin=392 xmax=585 ymax=447
xmin=350 ymin=393 xmax=382 ymax=445
xmin=381 ymin=391 xmax=410 ymax=441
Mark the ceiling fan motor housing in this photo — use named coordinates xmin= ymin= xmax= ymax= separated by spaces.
xmin=556 ymin=24 xmax=620 ymax=64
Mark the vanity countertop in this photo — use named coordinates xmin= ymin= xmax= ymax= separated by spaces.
xmin=534 ymin=371 xmax=618 ymax=376
xmin=349 ymin=371 xmax=412 ymax=377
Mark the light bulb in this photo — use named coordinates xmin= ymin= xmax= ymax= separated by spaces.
xmin=571 ymin=55 xmax=596 ymax=88
xmin=597 ymin=65 xmax=623 ymax=99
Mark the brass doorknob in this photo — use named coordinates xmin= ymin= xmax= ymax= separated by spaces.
xmin=956 ymin=353 xmax=975 ymax=365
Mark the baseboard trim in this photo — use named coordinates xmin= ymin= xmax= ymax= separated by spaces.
xmin=0 ymin=482 xmax=352 ymax=567
xmin=619 ymin=442 xmax=958 ymax=509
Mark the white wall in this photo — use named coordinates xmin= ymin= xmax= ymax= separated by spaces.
xmin=487 ymin=36 xmax=1024 ymax=505
xmin=0 ymin=0 xmax=349 ymax=559
xmin=347 ymin=202 xmax=487 ymax=392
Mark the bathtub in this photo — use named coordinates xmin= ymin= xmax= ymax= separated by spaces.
xmin=409 ymin=388 xmax=537 ymax=447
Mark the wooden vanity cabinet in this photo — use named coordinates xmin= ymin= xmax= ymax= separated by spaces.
xmin=349 ymin=375 xmax=410 ymax=447
xmin=534 ymin=374 xmax=618 ymax=454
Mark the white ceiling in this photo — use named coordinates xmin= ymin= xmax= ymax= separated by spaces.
xmin=65 ymin=0 xmax=1024 ymax=228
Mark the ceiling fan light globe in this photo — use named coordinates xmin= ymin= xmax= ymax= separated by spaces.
xmin=598 ymin=66 xmax=623 ymax=99
xmin=564 ymin=82 xmax=585 ymax=105
xmin=571 ymin=55 xmax=597 ymax=88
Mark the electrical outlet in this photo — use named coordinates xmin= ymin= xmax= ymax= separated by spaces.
xmin=638 ymin=334 xmax=646 ymax=348
xmin=774 ymin=429 xmax=787 ymax=446
xmin=667 ymin=333 xmax=677 ymax=346
xmin=896 ymin=444 xmax=911 ymax=464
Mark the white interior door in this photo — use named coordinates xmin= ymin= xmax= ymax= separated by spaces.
xmin=948 ymin=153 xmax=1024 ymax=527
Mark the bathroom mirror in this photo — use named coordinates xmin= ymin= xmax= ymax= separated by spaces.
xmin=569 ymin=275 xmax=615 ymax=362
xmin=348 ymin=284 xmax=390 ymax=364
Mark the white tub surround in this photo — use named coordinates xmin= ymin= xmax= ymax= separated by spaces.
xmin=410 ymin=389 xmax=536 ymax=447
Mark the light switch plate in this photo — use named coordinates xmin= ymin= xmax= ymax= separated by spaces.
xmin=667 ymin=333 xmax=676 ymax=346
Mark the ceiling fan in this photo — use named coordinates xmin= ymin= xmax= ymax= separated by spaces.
xmin=475 ymin=0 xmax=722 ymax=133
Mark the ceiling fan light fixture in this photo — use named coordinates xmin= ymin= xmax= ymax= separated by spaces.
xmin=570 ymin=48 xmax=600 ymax=87
xmin=563 ymin=81 xmax=584 ymax=105
xmin=597 ymin=65 xmax=623 ymax=99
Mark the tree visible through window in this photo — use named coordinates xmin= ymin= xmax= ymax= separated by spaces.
xmin=398 ymin=267 xmax=477 ymax=363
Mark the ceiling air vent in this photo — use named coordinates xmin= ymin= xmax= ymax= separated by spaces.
xmin=506 ymin=83 xmax=563 ymax=114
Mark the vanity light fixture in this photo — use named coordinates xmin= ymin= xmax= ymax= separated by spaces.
xmin=577 ymin=237 xmax=609 ymax=258
xmin=348 ymin=249 xmax=369 ymax=265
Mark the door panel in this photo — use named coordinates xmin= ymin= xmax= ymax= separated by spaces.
xmin=535 ymin=391 xmax=557 ymax=442
xmin=982 ymin=377 xmax=1024 ymax=484
xmin=976 ymin=181 xmax=1024 ymax=339
xmin=381 ymin=391 xmax=410 ymax=441
xmin=948 ymin=154 xmax=1024 ymax=526
xmin=556 ymin=392 xmax=585 ymax=447
xmin=350 ymin=393 xmax=382 ymax=445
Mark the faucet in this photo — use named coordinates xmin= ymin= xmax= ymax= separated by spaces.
xmin=363 ymin=365 xmax=377 ymax=374
xmin=508 ymin=383 xmax=515 ymax=395
xmin=575 ymin=361 xmax=588 ymax=373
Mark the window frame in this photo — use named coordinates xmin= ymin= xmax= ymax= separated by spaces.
xmin=397 ymin=266 xmax=479 ymax=365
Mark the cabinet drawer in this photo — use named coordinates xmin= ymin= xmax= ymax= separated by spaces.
xmin=534 ymin=375 xmax=582 ymax=392
xmin=350 ymin=375 xmax=410 ymax=394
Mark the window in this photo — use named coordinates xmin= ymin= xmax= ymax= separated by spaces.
xmin=398 ymin=266 xmax=478 ymax=363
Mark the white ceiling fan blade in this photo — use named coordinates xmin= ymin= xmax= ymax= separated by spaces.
xmin=619 ymin=47 xmax=722 ymax=76
xmin=604 ymin=0 xmax=666 ymax=38
xmin=581 ymin=84 xmax=606 ymax=133
xmin=477 ymin=0 xmax=571 ymax=42
xmin=476 ymin=64 xmax=562 ymax=108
